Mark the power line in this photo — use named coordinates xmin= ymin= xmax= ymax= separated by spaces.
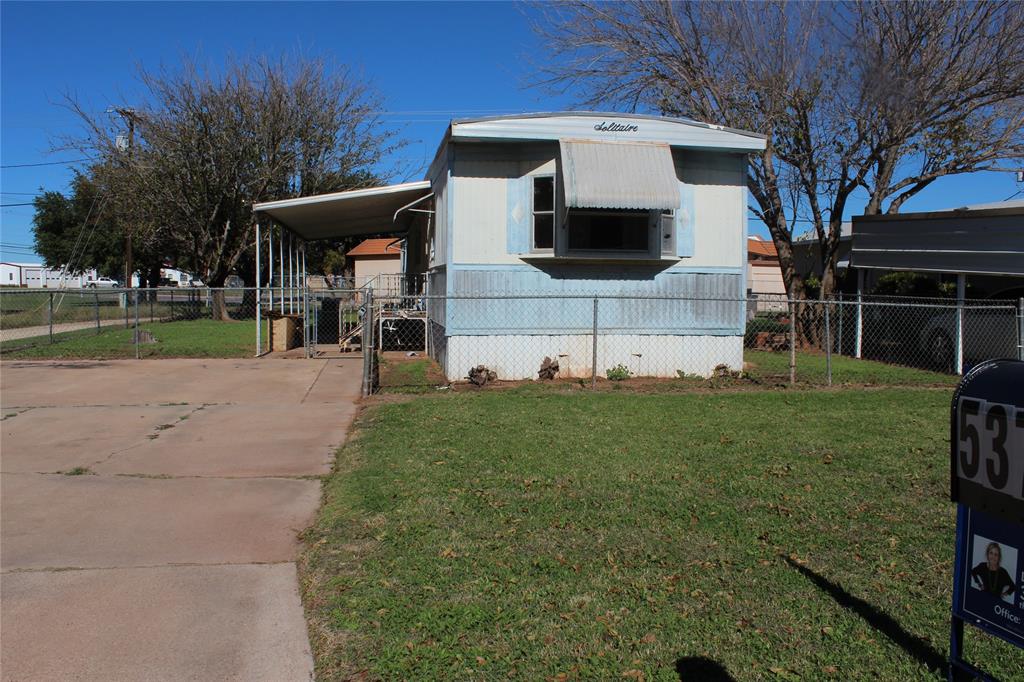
xmin=0 ymin=202 xmax=34 ymax=207
xmin=1 ymin=157 xmax=92 ymax=169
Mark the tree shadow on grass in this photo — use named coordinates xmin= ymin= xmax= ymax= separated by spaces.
xmin=675 ymin=657 xmax=735 ymax=681
xmin=782 ymin=555 xmax=947 ymax=676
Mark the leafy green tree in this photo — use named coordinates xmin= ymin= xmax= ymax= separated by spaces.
xmin=64 ymin=55 xmax=401 ymax=318
xmin=32 ymin=169 xmax=169 ymax=287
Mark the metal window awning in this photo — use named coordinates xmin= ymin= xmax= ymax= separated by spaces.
xmin=253 ymin=181 xmax=432 ymax=240
xmin=559 ymin=139 xmax=680 ymax=210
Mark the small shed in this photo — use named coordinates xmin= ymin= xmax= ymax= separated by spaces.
xmin=347 ymin=238 xmax=403 ymax=289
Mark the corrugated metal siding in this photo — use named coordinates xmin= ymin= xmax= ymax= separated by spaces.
xmin=445 ymin=266 xmax=743 ymax=335
xmin=560 ymin=140 xmax=680 ymax=210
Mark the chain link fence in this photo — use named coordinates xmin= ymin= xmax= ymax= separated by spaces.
xmin=3 ymin=287 xmax=1021 ymax=393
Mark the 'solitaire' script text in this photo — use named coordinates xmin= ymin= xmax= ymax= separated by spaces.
xmin=593 ymin=121 xmax=639 ymax=133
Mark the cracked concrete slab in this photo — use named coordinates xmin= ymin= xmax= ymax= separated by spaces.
xmin=1 ymin=358 xmax=362 ymax=680
xmin=92 ymin=402 xmax=354 ymax=477
xmin=1 ymin=563 xmax=314 ymax=681
xmin=0 ymin=404 xmax=194 ymax=473
xmin=1 ymin=472 xmax=320 ymax=570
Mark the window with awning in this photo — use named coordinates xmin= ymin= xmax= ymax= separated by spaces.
xmin=558 ymin=139 xmax=682 ymax=256
xmin=559 ymin=139 xmax=680 ymax=210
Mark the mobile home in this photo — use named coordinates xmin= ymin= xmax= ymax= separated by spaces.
xmin=255 ymin=112 xmax=766 ymax=380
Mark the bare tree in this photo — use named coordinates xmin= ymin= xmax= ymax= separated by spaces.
xmin=63 ymin=54 xmax=401 ymax=318
xmin=532 ymin=0 xmax=1024 ymax=301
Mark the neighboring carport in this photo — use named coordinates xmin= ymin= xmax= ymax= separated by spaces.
xmin=850 ymin=201 xmax=1024 ymax=372
xmin=251 ymin=181 xmax=432 ymax=366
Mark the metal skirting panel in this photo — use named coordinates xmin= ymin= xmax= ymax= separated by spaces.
xmin=444 ymin=334 xmax=743 ymax=381
xmin=445 ymin=267 xmax=744 ymax=335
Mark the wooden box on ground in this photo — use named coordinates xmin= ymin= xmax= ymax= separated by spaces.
xmin=266 ymin=313 xmax=304 ymax=352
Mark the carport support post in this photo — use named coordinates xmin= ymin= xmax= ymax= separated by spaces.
xmin=591 ymin=298 xmax=599 ymax=389
xmin=854 ymin=270 xmax=864 ymax=359
xmin=255 ymin=221 xmax=262 ymax=356
xmin=134 ymin=290 xmax=140 ymax=360
xmin=278 ymin=226 xmax=284 ymax=314
xmin=955 ymin=274 xmax=966 ymax=374
xmin=302 ymin=241 xmax=310 ymax=358
xmin=268 ymin=223 xmax=274 ymax=311
xmin=1017 ymin=298 xmax=1023 ymax=361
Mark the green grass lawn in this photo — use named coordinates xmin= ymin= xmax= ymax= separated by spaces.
xmin=0 ymin=290 xmax=132 ymax=328
xmin=302 ymin=387 xmax=1023 ymax=681
xmin=743 ymin=349 xmax=956 ymax=386
xmin=1 ymin=319 xmax=262 ymax=359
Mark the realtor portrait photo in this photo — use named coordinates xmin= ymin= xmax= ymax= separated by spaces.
xmin=970 ymin=537 xmax=1019 ymax=604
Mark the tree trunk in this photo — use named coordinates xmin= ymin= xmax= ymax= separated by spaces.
xmin=209 ymin=289 xmax=233 ymax=321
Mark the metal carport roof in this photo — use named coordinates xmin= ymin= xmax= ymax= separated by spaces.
xmin=851 ymin=202 xmax=1024 ymax=277
xmin=252 ymin=181 xmax=431 ymax=240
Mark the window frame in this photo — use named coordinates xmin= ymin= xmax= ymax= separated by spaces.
xmin=530 ymin=174 xmax=556 ymax=253
xmin=564 ymin=208 xmax=652 ymax=256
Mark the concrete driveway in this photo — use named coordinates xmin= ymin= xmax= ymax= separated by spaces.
xmin=1 ymin=358 xmax=361 ymax=681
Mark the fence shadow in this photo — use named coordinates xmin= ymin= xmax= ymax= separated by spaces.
xmin=675 ymin=656 xmax=735 ymax=681
xmin=782 ymin=555 xmax=947 ymax=676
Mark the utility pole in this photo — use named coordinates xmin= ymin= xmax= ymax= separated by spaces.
xmin=109 ymin=107 xmax=136 ymax=289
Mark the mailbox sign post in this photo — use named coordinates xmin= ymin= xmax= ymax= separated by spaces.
xmin=950 ymin=359 xmax=1024 ymax=680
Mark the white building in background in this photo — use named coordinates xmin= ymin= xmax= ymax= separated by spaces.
xmin=0 ymin=262 xmax=99 ymax=288
xmin=128 ymin=267 xmax=205 ymax=287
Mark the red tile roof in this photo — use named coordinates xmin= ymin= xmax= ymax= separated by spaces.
xmin=747 ymin=238 xmax=778 ymax=258
xmin=347 ymin=238 xmax=402 ymax=257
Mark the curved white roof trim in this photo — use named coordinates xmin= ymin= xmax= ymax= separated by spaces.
xmin=451 ymin=111 xmax=766 ymax=141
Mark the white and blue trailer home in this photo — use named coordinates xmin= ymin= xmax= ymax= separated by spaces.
xmin=254 ymin=112 xmax=766 ymax=380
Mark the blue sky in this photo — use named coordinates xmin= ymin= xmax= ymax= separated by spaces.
xmin=2 ymin=1 xmax=1021 ymax=262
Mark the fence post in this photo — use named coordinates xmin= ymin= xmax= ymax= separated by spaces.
xmin=362 ymin=289 xmax=374 ymax=397
xmin=94 ymin=291 xmax=100 ymax=334
xmin=836 ymin=292 xmax=843 ymax=356
xmin=855 ymin=270 xmax=864 ymax=359
xmin=789 ymin=299 xmax=796 ymax=386
xmin=955 ymin=274 xmax=965 ymax=375
xmin=824 ymin=300 xmax=832 ymax=386
xmin=591 ymin=298 xmax=599 ymax=389
xmin=48 ymin=292 xmax=54 ymax=344
xmin=150 ymin=293 xmax=154 ymax=323
xmin=1018 ymin=298 xmax=1023 ymax=361
xmin=134 ymin=290 xmax=140 ymax=360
